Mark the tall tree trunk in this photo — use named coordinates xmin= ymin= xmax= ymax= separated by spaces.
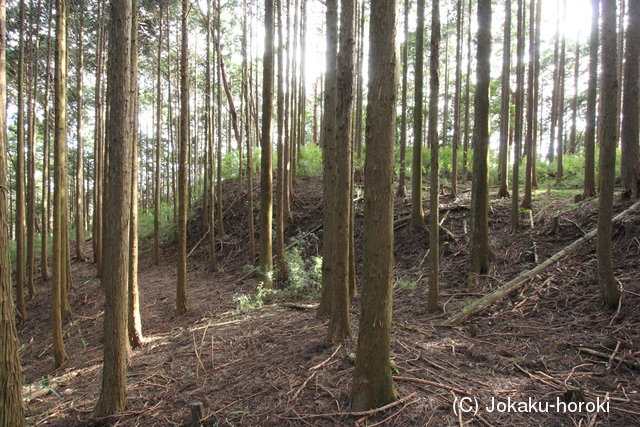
xmin=583 ymin=0 xmax=599 ymax=199
xmin=597 ymin=0 xmax=620 ymax=309
xmin=469 ymin=0 xmax=496 ymax=284
xmin=511 ymin=0 xmax=525 ymax=232
xmin=41 ymin=0 xmax=53 ymax=282
xmin=427 ymin=0 xmax=441 ymax=313
xmin=93 ymin=0 xmax=133 ymax=414
xmin=76 ymin=0 xmax=86 ymax=261
xmin=497 ymin=0 xmax=511 ymax=199
xmin=207 ymin=2 xmax=218 ymax=270
xmin=451 ymin=0 xmax=463 ymax=198
xmin=569 ymin=36 xmax=581 ymax=155
xmin=351 ymin=0 xmax=399 ymax=410
xmin=556 ymin=3 xmax=566 ymax=182
xmin=26 ymin=0 xmax=42 ymax=300
xmin=397 ymin=0 xmax=410 ymax=198
xmin=242 ymin=0 xmax=255 ymax=263
xmin=175 ymin=0 xmax=189 ymax=316
xmin=462 ymin=0 xmax=472 ymax=183
xmin=410 ymin=0 xmax=425 ymax=230
xmin=15 ymin=0 xmax=27 ymax=320
xmin=154 ymin=4 xmax=163 ymax=266
xmin=275 ymin=0 xmax=287 ymax=283
xmin=620 ymin=0 xmax=640 ymax=198
xmin=215 ymin=7 xmax=226 ymax=240
xmin=548 ymin=2 xmax=560 ymax=162
xmin=0 ymin=0 xmax=26 ymax=419
xmin=128 ymin=0 xmax=143 ymax=348
xmin=317 ymin=0 xmax=339 ymax=313
xmin=93 ymin=0 xmax=106 ymax=277
xmin=259 ymin=0 xmax=275 ymax=288
xmin=325 ymin=0 xmax=355 ymax=342
xmin=522 ymin=0 xmax=536 ymax=209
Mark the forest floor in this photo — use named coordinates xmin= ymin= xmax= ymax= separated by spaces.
xmin=18 ymin=175 xmax=640 ymax=426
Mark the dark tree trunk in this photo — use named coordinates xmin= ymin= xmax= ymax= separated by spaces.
xmin=410 ymin=0 xmax=425 ymax=230
xmin=497 ymin=0 xmax=511 ymax=199
xmin=621 ymin=0 xmax=640 ymax=198
xmin=583 ymin=0 xmax=599 ymax=199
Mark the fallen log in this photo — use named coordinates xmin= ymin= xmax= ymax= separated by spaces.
xmin=441 ymin=200 xmax=640 ymax=327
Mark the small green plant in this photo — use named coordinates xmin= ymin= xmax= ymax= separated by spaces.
xmin=233 ymin=282 xmax=277 ymax=314
xmin=296 ymin=144 xmax=323 ymax=177
xmin=394 ymin=278 xmax=417 ymax=291
xmin=280 ymin=247 xmax=322 ymax=300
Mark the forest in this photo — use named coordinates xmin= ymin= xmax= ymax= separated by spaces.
xmin=1 ymin=0 xmax=640 ymax=424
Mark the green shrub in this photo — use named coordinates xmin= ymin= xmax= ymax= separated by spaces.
xmin=296 ymin=144 xmax=323 ymax=177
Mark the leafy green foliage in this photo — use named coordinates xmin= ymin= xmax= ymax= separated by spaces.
xmin=296 ymin=144 xmax=323 ymax=177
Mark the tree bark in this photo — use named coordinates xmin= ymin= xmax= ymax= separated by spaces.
xmin=497 ymin=0 xmax=511 ymax=199
xmin=75 ymin=1 xmax=86 ymax=262
xmin=176 ymin=0 xmax=189 ymax=316
xmin=511 ymin=0 xmax=524 ymax=232
xmin=427 ymin=0 xmax=441 ymax=313
xmin=259 ymin=0 xmax=275 ymax=288
xmin=468 ymin=0 xmax=496 ymax=284
xmin=621 ymin=0 xmax=640 ymax=198
xmin=0 ymin=0 xmax=26 ymax=419
xmin=351 ymin=0 xmax=399 ymax=410
xmin=451 ymin=0 xmax=463 ymax=198
xmin=397 ymin=0 xmax=410 ymax=198
xmin=583 ymin=0 xmax=599 ymax=199
xmin=410 ymin=0 xmax=425 ymax=230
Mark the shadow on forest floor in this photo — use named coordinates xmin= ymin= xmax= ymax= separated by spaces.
xmin=19 ymin=177 xmax=640 ymax=426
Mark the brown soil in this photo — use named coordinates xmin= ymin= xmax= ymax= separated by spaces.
xmin=19 ymin=176 xmax=640 ymax=426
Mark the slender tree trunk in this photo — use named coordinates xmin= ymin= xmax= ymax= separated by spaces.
xmin=317 ymin=0 xmax=339 ymax=313
xmin=175 ymin=0 xmax=189 ymax=316
xmin=451 ymin=0 xmax=463 ymax=198
xmin=511 ymin=0 xmax=525 ymax=232
xmin=76 ymin=0 xmax=86 ymax=261
xmin=93 ymin=0 xmax=106 ymax=277
xmin=41 ymin=1 xmax=53 ymax=281
xmin=569 ymin=36 xmax=580 ymax=155
xmin=584 ymin=0 xmax=599 ymax=199
xmin=275 ymin=0 xmax=287 ymax=283
xmin=325 ymin=0 xmax=355 ymax=342
xmin=26 ymin=0 xmax=42 ymax=300
xmin=621 ymin=0 xmax=640 ymax=198
xmin=462 ymin=0 xmax=472 ymax=183
xmin=397 ymin=0 xmax=410 ymax=198
xmin=522 ymin=0 xmax=536 ymax=209
xmin=468 ymin=0 xmax=496 ymax=284
xmin=15 ymin=0 xmax=27 ymax=320
xmin=154 ymin=4 xmax=163 ymax=265
xmin=351 ymin=0 xmax=399 ymax=409
xmin=410 ymin=0 xmax=425 ymax=230
xmin=259 ymin=0 xmax=275 ymax=288
xmin=242 ymin=0 xmax=255 ymax=262
xmin=427 ymin=0 xmax=441 ymax=313
xmin=128 ymin=0 xmax=142 ymax=348
xmin=215 ymin=6 xmax=225 ymax=240
xmin=207 ymin=2 xmax=218 ymax=270
xmin=556 ymin=3 xmax=566 ymax=182
xmin=597 ymin=0 xmax=620 ymax=309
xmin=548 ymin=3 xmax=560 ymax=162
xmin=0 ymin=0 xmax=26 ymax=419
xmin=52 ymin=0 xmax=70 ymax=368
xmin=93 ymin=0 xmax=133 ymax=414
xmin=497 ymin=0 xmax=511 ymax=199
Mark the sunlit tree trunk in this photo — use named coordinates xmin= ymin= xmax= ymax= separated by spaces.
xmin=397 ymin=0 xmax=410 ymax=198
xmin=0 ymin=0 xmax=26 ymax=419
xmin=175 ymin=0 xmax=189 ymax=316
xmin=522 ymin=0 xmax=536 ymax=209
xmin=75 ymin=0 xmax=86 ymax=262
xmin=317 ymin=0 xmax=339 ymax=313
xmin=462 ymin=0 xmax=472 ymax=183
xmin=52 ymin=0 xmax=70 ymax=368
xmin=351 ymin=0 xmax=399 ymax=409
xmin=93 ymin=0 xmax=106 ymax=277
xmin=41 ymin=1 xmax=53 ymax=282
xmin=556 ymin=2 xmax=566 ymax=182
xmin=154 ymin=4 xmax=163 ymax=266
xmin=597 ymin=0 xmax=620 ymax=310
xmin=547 ymin=2 xmax=560 ymax=162
xmin=511 ymin=0 xmax=525 ymax=232
xmin=497 ymin=0 xmax=511 ymax=199
xmin=427 ymin=0 xmax=441 ymax=313
xmin=583 ymin=0 xmax=599 ymax=199
xmin=275 ymin=0 xmax=287 ymax=283
xmin=128 ymin=0 xmax=143 ymax=348
xmin=15 ymin=0 xmax=27 ymax=320
xmin=410 ymin=0 xmax=425 ymax=230
xmin=620 ymin=0 xmax=640 ymax=198
xmin=568 ymin=36 xmax=580 ymax=155
xmin=451 ymin=0 xmax=463 ymax=198
xmin=259 ymin=0 xmax=275 ymax=288
xmin=93 ymin=0 xmax=133 ymax=414
xmin=469 ymin=0 xmax=496 ymax=284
